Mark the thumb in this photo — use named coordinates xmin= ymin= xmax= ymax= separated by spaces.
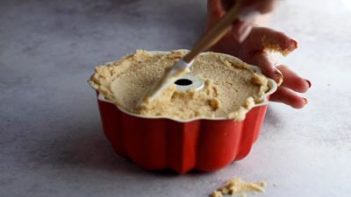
xmin=207 ymin=0 xmax=226 ymax=29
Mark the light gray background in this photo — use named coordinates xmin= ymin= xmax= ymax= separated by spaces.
xmin=1 ymin=0 xmax=350 ymax=196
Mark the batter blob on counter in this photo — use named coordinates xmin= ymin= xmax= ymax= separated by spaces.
xmin=211 ymin=177 xmax=267 ymax=197
xmin=89 ymin=50 xmax=272 ymax=121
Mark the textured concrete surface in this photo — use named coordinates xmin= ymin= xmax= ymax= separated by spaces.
xmin=1 ymin=0 xmax=351 ymax=196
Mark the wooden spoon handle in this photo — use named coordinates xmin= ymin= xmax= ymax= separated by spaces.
xmin=183 ymin=0 xmax=243 ymax=63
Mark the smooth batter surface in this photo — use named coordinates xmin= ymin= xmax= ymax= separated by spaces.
xmin=90 ymin=50 xmax=272 ymax=121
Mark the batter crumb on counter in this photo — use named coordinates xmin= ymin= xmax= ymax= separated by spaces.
xmin=210 ymin=177 xmax=267 ymax=197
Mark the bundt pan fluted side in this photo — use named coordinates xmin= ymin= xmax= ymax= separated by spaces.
xmin=90 ymin=50 xmax=278 ymax=174
xmin=96 ymin=77 xmax=276 ymax=174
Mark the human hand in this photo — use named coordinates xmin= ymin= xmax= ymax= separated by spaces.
xmin=208 ymin=0 xmax=277 ymax=42
xmin=207 ymin=0 xmax=311 ymax=108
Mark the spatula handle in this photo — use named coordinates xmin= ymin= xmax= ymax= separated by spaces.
xmin=183 ymin=0 xmax=243 ymax=63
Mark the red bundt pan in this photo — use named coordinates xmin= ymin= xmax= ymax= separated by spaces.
xmin=96 ymin=78 xmax=276 ymax=174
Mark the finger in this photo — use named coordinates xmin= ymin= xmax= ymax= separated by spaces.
xmin=231 ymin=20 xmax=252 ymax=43
xmin=249 ymin=51 xmax=283 ymax=84
xmin=221 ymin=0 xmax=276 ymax=14
xmin=270 ymin=86 xmax=308 ymax=109
xmin=221 ymin=0 xmax=235 ymax=11
xmin=207 ymin=0 xmax=225 ymax=19
xmin=243 ymin=0 xmax=276 ymax=14
xmin=238 ymin=10 xmax=260 ymax=24
xmin=248 ymin=27 xmax=298 ymax=54
xmin=277 ymin=65 xmax=311 ymax=93
xmin=207 ymin=0 xmax=226 ymax=31
xmin=237 ymin=23 xmax=252 ymax=43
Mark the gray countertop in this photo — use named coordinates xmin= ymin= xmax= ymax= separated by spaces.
xmin=1 ymin=0 xmax=351 ymax=196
